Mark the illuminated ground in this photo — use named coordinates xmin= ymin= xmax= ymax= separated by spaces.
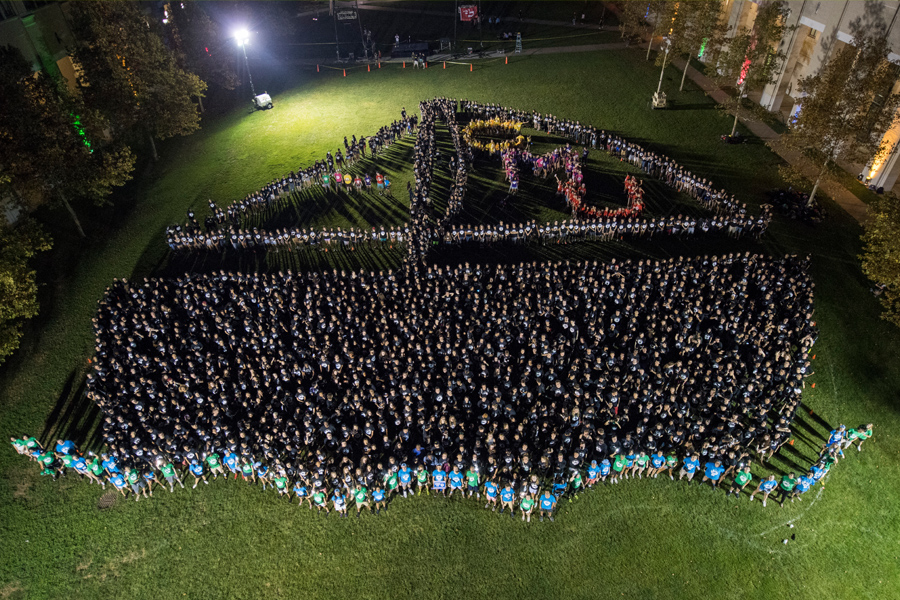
xmin=0 ymin=50 xmax=896 ymax=599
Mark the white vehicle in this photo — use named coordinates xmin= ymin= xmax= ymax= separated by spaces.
xmin=252 ymin=92 xmax=273 ymax=110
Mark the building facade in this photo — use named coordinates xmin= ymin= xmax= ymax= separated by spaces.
xmin=722 ymin=0 xmax=900 ymax=191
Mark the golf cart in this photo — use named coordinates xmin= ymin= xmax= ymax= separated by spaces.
xmin=252 ymin=92 xmax=273 ymax=110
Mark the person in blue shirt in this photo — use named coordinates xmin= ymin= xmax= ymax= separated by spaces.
xmin=109 ymin=472 xmax=128 ymax=497
xmin=398 ymin=463 xmax=413 ymax=498
xmin=750 ymin=475 xmax=778 ymax=507
xmin=255 ymin=463 xmax=271 ymax=490
xmin=372 ymin=487 xmax=386 ymax=514
xmin=599 ymin=458 xmax=611 ymax=483
xmin=447 ymin=466 xmax=465 ymax=497
xmin=791 ymin=475 xmax=814 ymax=501
xmin=431 ymin=467 xmax=447 ymax=496
xmin=624 ymin=452 xmax=637 ymax=479
xmin=499 ymin=483 xmax=516 ymax=516
xmin=294 ymin=480 xmax=311 ymax=508
xmin=702 ymin=460 xmax=724 ymax=489
xmin=586 ymin=460 xmax=601 ymax=487
xmin=538 ymin=491 xmax=557 ymax=522
xmin=72 ymin=455 xmax=89 ymax=479
xmin=483 ymin=479 xmax=499 ymax=510
xmin=808 ymin=463 xmax=826 ymax=486
xmin=189 ymin=461 xmax=208 ymax=489
xmin=679 ymin=453 xmax=700 ymax=483
xmin=223 ymin=452 xmax=240 ymax=478
xmin=332 ymin=490 xmax=348 ymax=517
xmin=551 ymin=478 xmax=568 ymax=499
xmin=101 ymin=454 xmax=121 ymax=476
xmin=649 ymin=452 xmax=666 ymax=478
xmin=55 ymin=439 xmax=75 ymax=456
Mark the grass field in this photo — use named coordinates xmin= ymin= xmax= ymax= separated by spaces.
xmin=1 ymin=43 xmax=898 ymax=600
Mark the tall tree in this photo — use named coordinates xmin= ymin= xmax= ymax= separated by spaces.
xmin=0 ymin=46 xmax=135 ymax=237
xmin=779 ymin=23 xmax=900 ymax=206
xmin=618 ymin=1 xmax=671 ymax=59
xmin=0 ymin=217 xmax=52 ymax=364
xmin=674 ymin=0 xmax=726 ymax=91
xmin=861 ymin=193 xmax=900 ymax=328
xmin=713 ymin=0 xmax=791 ymax=136
xmin=68 ymin=1 xmax=207 ymax=161
xmin=166 ymin=2 xmax=237 ymax=112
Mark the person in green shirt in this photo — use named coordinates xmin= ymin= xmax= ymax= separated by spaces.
xmin=384 ymin=469 xmax=399 ymax=498
xmin=633 ymin=452 xmax=650 ymax=479
xmin=775 ymin=472 xmax=798 ymax=507
xmin=126 ymin=467 xmax=150 ymax=501
xmin=416 ymin=465 xmax=429 ymax=495
xmin=88 ymin=456 xmax=106 ymax=488
xmin=10 ymin=437 xmax=28 ymax=456
xmin=38 ymin=451 xmax=58 ymax=479
xmin=663 ymin=454 xmax=679 ymax=480
xmin=59 ymin=453 xmax=77 ymax=476
xmin=854 ymin=423 xmax=874 ymax=452
xmin=726 ymin=467 xmax=753 ymax=498
xmin=353 ymin=486 xmax=370 ymax=517
xmin=23 ymin=436 xmax=42 ymax=458
xmin=611 ymin=454 xmax=627 ymax=484
xmin=205 ymin=452 xmax=225 ymax=479
xmin=240 ymin=460 xmax=254 ymax=483
xmin=312 ymin=489 xmax=329 ymax=515
xmin=519 ymin=494 xmax=535 ymax=523
xmin=569 ymin=470 xmax=583 ymax=501
xmin=465 ymin=468 xmax=480 ymax=498
xmin=273 ymin=473 xmax=289 ymax=496
xmin=160 ymin=461 xmax=185 ymax=492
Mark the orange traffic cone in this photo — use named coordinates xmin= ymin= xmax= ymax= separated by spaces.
xmin=317 ymin=64 xmax=320 ymax=72
xmin=443 ymin=61 xmax=446 ymax=69
xmin=811 ymin=383 xmax=816 ymax=388
xmin=378 ymin=62 xmax=381 ymax=68
xmin=505 ymin=56 xmax=508 ymax=64
xmin=368 ymin=64 xmax=371 ymax=72
xmin=343 ymin=69 xmax=346 ymax=77
xmin=425 ymin=61 xmax=428 ymax=68
xmin=403 ymin=61 xmax=406 ymax=68
xmin=470 ymin=63 xmax=473 ymax=71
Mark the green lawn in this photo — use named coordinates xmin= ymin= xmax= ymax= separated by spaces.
xmin=1 ymin=46 xmax=898 ymax=600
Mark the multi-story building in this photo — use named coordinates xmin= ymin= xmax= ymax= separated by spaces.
xmin=722 ymin=0 xmax=900 ymax=192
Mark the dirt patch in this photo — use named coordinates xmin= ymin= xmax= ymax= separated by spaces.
xmin=0 ymin=581 xmax=25 ymax=599
xmin=12 ymin=481 xmax=29 ymax=499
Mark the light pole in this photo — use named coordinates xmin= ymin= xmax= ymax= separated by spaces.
xmin=235 ymin=29 xmax=256 ymax=97
xmin=652 ymin=37 xmax=671 ymax=109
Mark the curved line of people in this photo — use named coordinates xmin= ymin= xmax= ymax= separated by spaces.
xmin=13 ymin=421 xmax=873 ymax=514
xmin=166 ymin=109 xmax=417 ymax=250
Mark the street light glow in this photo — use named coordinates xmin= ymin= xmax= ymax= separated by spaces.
xmin=235 ymin=28 xmax=249 ymax=46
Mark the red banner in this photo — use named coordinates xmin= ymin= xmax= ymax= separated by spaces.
xmin=459 ymin=5 xmax=477 ymax=21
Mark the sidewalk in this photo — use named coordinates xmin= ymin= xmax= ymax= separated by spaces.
xmin=670 ymin=57 xmax=869 ymax=224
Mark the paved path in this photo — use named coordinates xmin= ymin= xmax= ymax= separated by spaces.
xmin=670 ymin=57 xmax=869 ymax=224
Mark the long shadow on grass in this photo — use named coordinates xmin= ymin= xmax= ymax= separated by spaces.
xmin=39 ymin=366 xmax=103 ymax=450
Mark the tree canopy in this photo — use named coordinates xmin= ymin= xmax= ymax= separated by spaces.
xmin=68 ymin=1 xmax=207 ymax=159
xmin=0 ymin=46 xmax=135 ymax=236
xmin=713 ymin=0 xmax=791 ymax=136
xmin=862 ymin=193 xmax=900 ymax=328
xmin=0 ymin=218 xmax=52 ymax=364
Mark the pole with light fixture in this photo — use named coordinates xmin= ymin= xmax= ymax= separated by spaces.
xmin=235 ymin=29 xmax=256 ymax=97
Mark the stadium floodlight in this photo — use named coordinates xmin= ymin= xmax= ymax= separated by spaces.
xmin=234 ymin=29 xmax=257 ymax=97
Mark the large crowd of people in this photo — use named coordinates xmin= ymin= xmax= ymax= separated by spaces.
xmin=37 ymin=252 xmax=825 ymax=518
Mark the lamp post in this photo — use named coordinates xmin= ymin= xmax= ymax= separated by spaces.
xmin=652 ymin=37 xmax=671 ymax=109
xmin=235 ymin=29 xmax=256 ymax=97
